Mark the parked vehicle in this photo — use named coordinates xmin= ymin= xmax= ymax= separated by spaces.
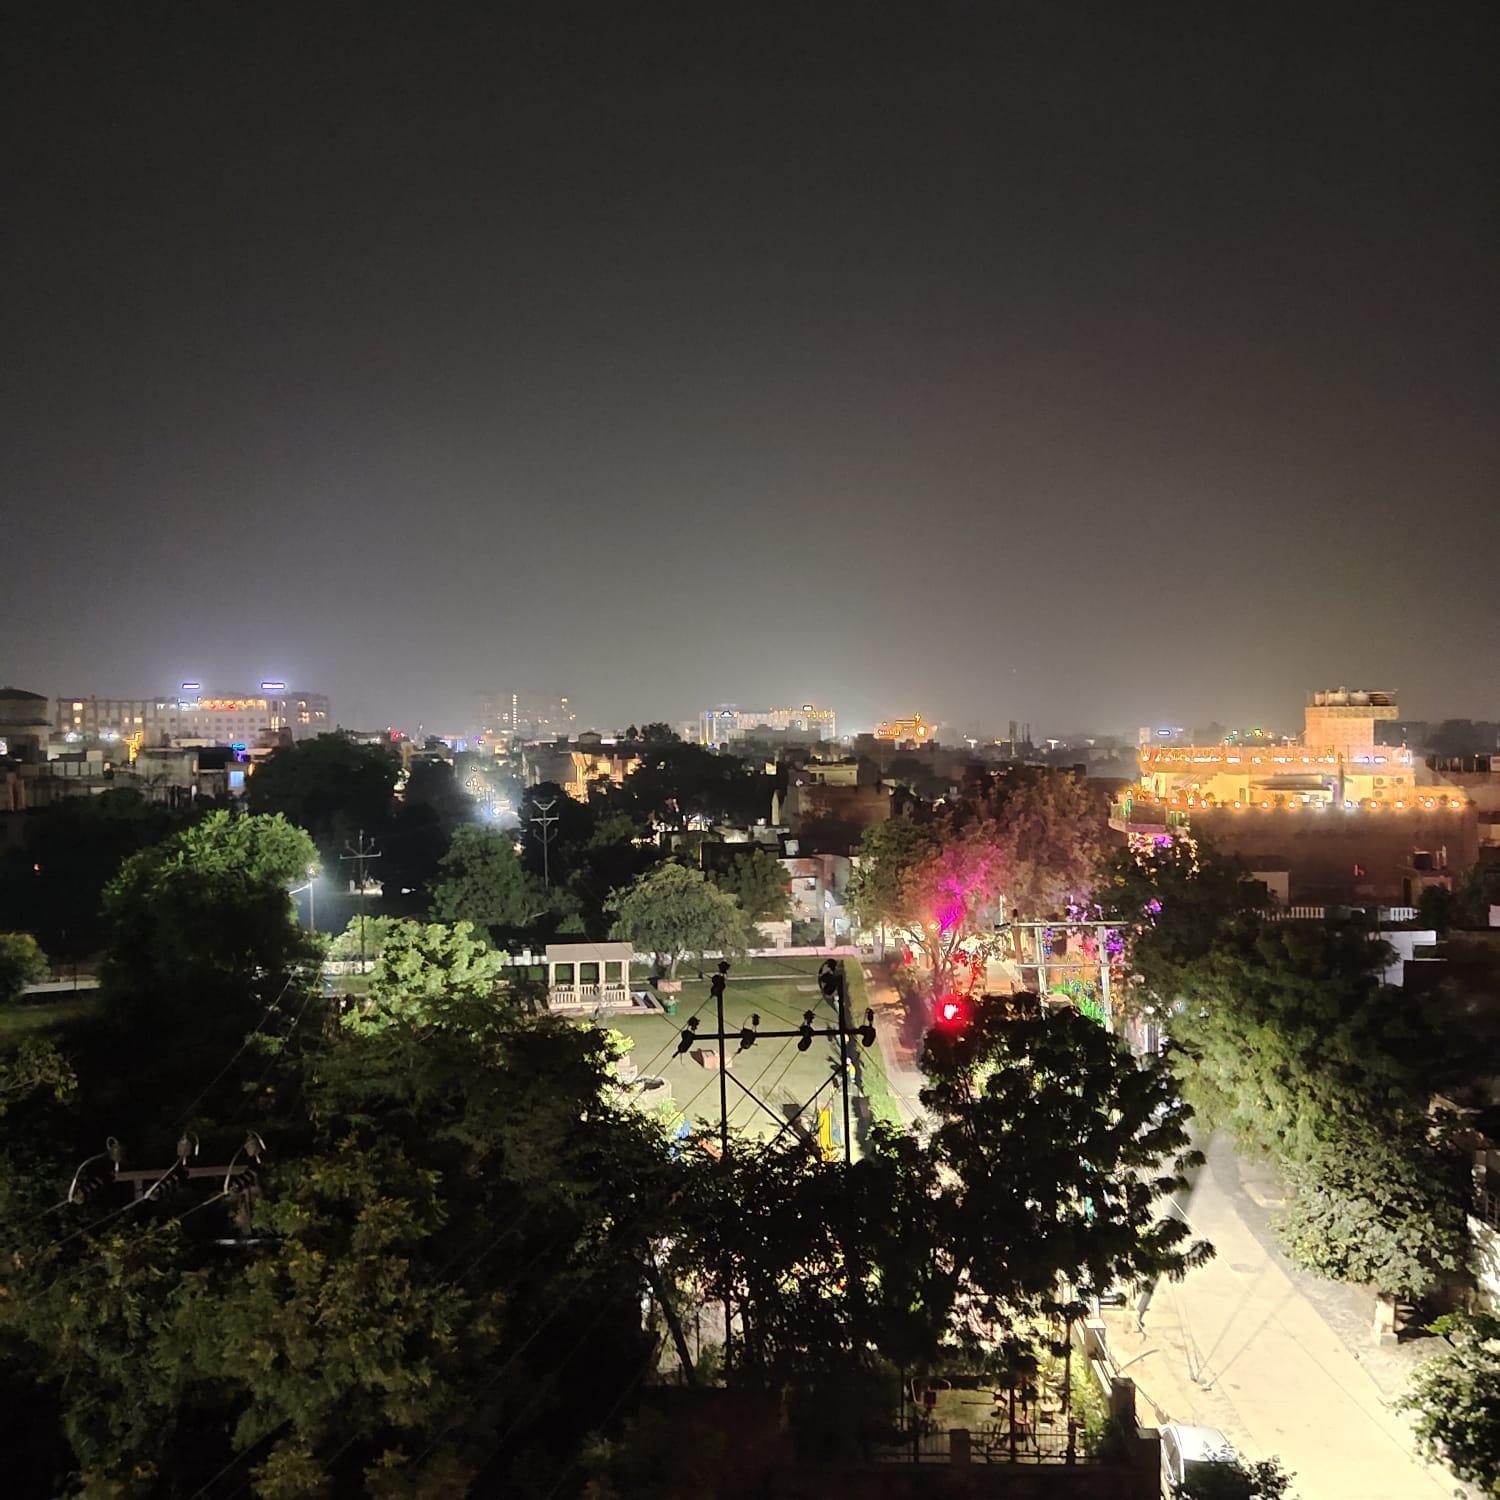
xmin=1159 ymin=1423 xmax=1237 ymax=1496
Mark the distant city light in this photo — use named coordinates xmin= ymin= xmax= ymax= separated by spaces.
xmin=259 ymin=680 xmax=286 ymax=692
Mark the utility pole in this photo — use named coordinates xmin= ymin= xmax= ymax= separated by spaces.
xmin=529 ymin=797 xmax=560 ymax=888
xmin=340 ymin=830 xmax=382 ymax=973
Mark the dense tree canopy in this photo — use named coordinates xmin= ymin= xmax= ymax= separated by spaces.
xmin=0 ymin=899 xmax=684 ymax=1498
xmin=245 ymin=733 xmax=399 ymax=853
xmin=709 ymin=847 xmax=791 ymax=925
xmin=919 ymin=1000 xmax=1210 ymax=1346
xmin=623 ymin=744 xmax=768 ymax=830
xmin=1114 ymin=833 xmax=1467 ymax=1298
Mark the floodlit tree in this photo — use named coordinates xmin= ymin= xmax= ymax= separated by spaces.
xmin=958 ymin=768 xmax=1107 ymax=920
xmin=1276 ymin=1128 xmax=1467 ymax=1297
xmin=1109 ymin=836 xmax=1466 ymax=1299
xmin=0 ymin=931 xmax=48 ymax=1006
xmin=710 ymin=847 xmax=791 ymax=925
xmin=327 ymin=913 xmax=400 ymax=969
xmin=606 ymin=863 xmax=750 ymax=977
xmin=357 ymin=918 xmax=510 ymax=1029
xmin=847 ymin=816 xmax=1002 ymax=998
xmin=430 ymin=824 xmax=544 ymax=930
xmin=101 ymin=810 xmax=320 ymax=1033
xmin=1399 ymin=1312 xmax=1500 ymax=1495
xmin=849 ymin=771 xmax=1105 ymax=1008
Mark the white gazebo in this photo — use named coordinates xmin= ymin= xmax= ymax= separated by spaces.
xmin=544 ymin=941 xmax=634 ymax=1011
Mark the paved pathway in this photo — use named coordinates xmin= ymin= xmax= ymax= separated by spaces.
xmin=1104 ymin=1136 xmax=1461 ymax=1500
xmin=864 ymin=964 xmax=928 ymax=1127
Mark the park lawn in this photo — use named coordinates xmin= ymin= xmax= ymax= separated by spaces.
xmin=606 ymin=956 xmax=875 ymax=1147
xmin=844 ymin=959 xmax=903 ymax=1130
xmin=0 ymin=997 xmax=101 ymax=1037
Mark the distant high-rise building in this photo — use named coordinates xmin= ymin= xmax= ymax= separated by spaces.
xmin=477 ymin=691 xmax=575 ymax=741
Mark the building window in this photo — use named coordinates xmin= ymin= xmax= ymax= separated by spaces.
xmin=604 ymin=961 xmax=623 ymax=982
xmin=579 ymin=962 xmax=600 ymax=985
xmin=553 ymin=963 xmax=575 ymax=986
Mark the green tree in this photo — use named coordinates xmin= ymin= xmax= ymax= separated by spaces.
xmin=606 ymin=863 xmax=750 ymax=977
xmin=0 ymin=1036 xmax=75 ymax=1116
xmin=0 ymin=932 xmax=48 ymax=1005
xmin=1399 ymin=1312 xmax=1500 ymax=1494
xmin=1176 ymin=1452 xmax=1297 ymax=1499
xmin=245 ymin=733 xmax=399 ymax=852
xmin=431 ymin=824 xmax=544 ymax=931
xmin=917 ymin=1001 xmax=1210 ymax=1360
xmin=711 ymin=847 xmax=790 ymax=924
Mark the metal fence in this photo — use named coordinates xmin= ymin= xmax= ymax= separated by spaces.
xmin=872 ymin=1416 xmax=1087 ymax=1466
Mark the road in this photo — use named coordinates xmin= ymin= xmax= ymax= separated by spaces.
xmin=1103 ymin=1135 xmax=1462 ymax=1500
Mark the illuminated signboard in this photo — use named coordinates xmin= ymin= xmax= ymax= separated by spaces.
xmin=259 ymin=680 xmax=287 ymax=692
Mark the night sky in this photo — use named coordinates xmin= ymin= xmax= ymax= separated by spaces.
xmin=5 ymin=3 xmax=1496 ymax=737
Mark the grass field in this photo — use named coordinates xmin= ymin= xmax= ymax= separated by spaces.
xmin=604 ymin=956 xmax=884 ymax=1149
xmin=0 ymin=996 xmax=100 ymax=1037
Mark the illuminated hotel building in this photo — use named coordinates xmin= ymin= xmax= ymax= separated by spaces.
xmin=1126 ymin=689 xmax=1466 ymax=816
xmin=1114 ymin=689 xmax=1479 ymax=907
xmin=58 ymin=683 xmax=330 ymax=747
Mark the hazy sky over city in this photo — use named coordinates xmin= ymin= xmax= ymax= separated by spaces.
xmin=5 ymin=2 xmax=1496 ymax=736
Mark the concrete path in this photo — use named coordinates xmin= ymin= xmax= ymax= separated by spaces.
xmin=864 ymin=965 xmax=929 ymax=1127
xmin=1104 ymin=1137 xmax=1461 ymax=1500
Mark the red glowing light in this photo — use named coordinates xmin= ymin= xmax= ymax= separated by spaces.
xmin=935 ymin=995 xmax=969 ymax=1029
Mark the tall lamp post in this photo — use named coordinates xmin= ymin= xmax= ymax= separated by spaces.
xmin=289 ymin=864 xmax=319 ymax=933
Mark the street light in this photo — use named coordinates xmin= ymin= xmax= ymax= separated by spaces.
xmin=289 ymin=863 xmax=319 ymax=933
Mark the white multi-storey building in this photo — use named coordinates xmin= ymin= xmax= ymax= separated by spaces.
xmin=57 ymin=682 xmax=331 ymax=747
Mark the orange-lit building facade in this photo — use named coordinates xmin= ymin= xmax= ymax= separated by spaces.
xmin=1113 ymin=690 xmax=1479 ymax=906
xmin=874 ymin=712 xmax=934 ymax=743
xmin=1129 ymin=690 xmax=1466 ymax=816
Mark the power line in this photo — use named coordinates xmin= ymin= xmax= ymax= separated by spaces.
xmin=339 ymin=829 xmax=382 ymax=974
xmin=528 ymin=798 xmax=560 ymax=888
